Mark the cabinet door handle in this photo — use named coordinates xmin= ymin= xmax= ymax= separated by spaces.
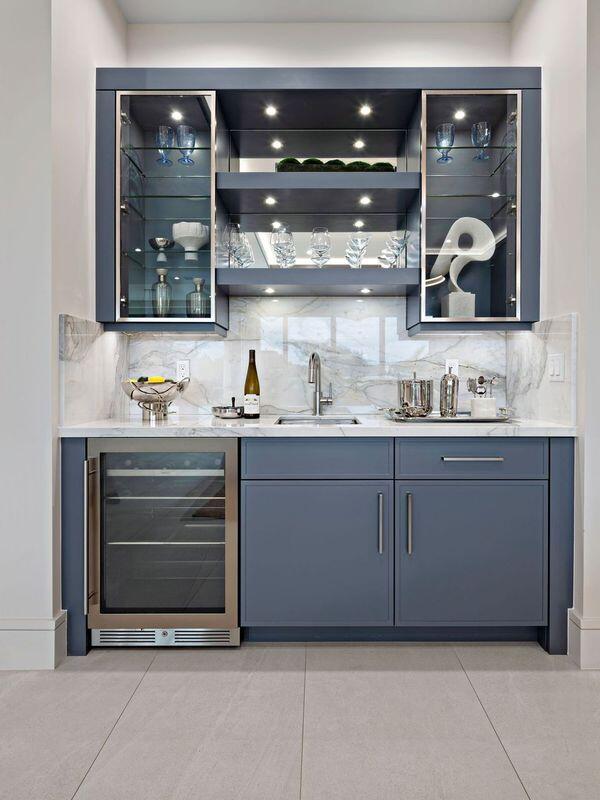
xmin=83 ymin=459 xmax=97 ymax=615
xmin=441 ymin=456 xmax=504 ymax=463
xmin=377 ymin=492 xmax=384 ymax=554
xmin=407 ymin=492 xmax=413 ymax=555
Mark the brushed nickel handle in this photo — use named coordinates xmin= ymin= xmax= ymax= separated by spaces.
xmin=377 ymin=492 xmax=384 ymax=554
xmin=441 ymin=457 xmax=504 ymax=462
xmin=83 ymin=459 xmax=97 ymax=615
xmin=407 ymin=492 xmax=413 ymax=555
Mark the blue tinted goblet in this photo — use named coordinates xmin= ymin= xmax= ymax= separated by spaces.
xmin=156 ymin=125 xmax=175 ymax=166
xmin=472 ymin=121 xmax=491 ymax=160
xmin=176 ymin=125 xmax=196 ymax=165
xmin=435 ymin=123 xmax=455 ymax=164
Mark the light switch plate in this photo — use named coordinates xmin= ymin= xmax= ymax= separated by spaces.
xmin=549 ymin=353 xmax=565 ymax=382
xmin=445 ymin=359 xmax=460 ymax=377
xmin=176 ymin=360 xmax=190 ymax=381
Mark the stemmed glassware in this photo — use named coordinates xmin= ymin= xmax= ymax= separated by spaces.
xmin=156 ymin=125 xmax=175 ymax=166
xmin=345 ymin=233 xmax=371 ymax=269
xmin=308 ymin=227 xmax=331 ymax=268
xmin=435 ymin=123 xmax=455 ymax=164
xmin=176 ymin=125 xmax=196 ymax=165
xmin=471 ymin=121 xmax=491 ymax=160
xmin=378 ymin=230 xmax=410 ymax=268
xmin=222 ymin=222 xmax=255 ymax=268
xmin=270 ymin=226 xmax=296 ymax=268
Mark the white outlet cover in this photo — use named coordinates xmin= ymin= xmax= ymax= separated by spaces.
xmin=176 ymin=360 xmax=190 ymax=380
xmin=445 ymin=359 xmax=460 ymax=377
xmin=549 ymin=353 xmax=565 ymax=382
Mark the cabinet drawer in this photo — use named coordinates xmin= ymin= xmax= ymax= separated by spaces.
xmin=242 ymin=438 xmax=394 ymax=479
xmin=396 ymin=438 xmax=548 ymax=479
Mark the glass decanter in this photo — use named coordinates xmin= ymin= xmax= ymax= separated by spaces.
xmin=186 ymin=277 xmax=209 ymax=317
xmin=152 ymin=268 xmax=171 ymax=317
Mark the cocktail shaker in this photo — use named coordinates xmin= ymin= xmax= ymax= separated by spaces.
xmin=397 ymin=372 xmax=433 ymax=417
xmin=440 ymin=366 xmax=459 ymax=417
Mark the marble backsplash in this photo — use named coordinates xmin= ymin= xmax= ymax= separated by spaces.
xmin=127 ymin=297 xmax=507 ymax=415
xmin=506 ymin=313 xmax=577 ymax=425
xmin=59 ymin=305 xmax=577 ymax=424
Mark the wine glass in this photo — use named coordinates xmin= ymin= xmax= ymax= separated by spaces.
xmin=222 ymin=222 xmax=243 ymax=259
xmin=156 ymin=125 xmax=175 ymax=166
xmin=270 ymin=226 xmax=296 ymax=268
xmin=345 ymin=233 xmax=371 ymax=269
xmin=471 ymin=121 xmax=491 ymax=160
xmin=308 ymin=227 xmax=331 ymax=268
xmin=435 ymin=123 xmax=455 ymax=164
xmin=176 ymin=125 xmax=196 ymax=165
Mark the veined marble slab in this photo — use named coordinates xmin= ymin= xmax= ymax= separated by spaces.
xmin=59 ymin=415 xmax=576 ymax=438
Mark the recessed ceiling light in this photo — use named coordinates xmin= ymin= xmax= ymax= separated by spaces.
xmin=490 ymin=192 xmax=500 ymax=198
xmin=359 ymin=195 xmax=372 ymax=206
xmin=271 ymin=139 xmax=283 ymax=150
xmin=173 ymin=275 xmax=180 ymax=280
xmin=271 ymin=220 xmax=282 ymax=229
xmin=360 ymin=288 xmax=371 ymax=294
xmin=134 ymin=247 xmax=142 ymax=252
xmin=454 ymin=109 xmax=466 ymax=120
xmin=264 ymin=196 xmax=277 ymax=206
xmin=353 ymin=219 xmax=365 ymax=228
xmin=171 ymin=110 xmax=183 ymax=121
xmin=265 ymin=287 xmax=275 ymax=294
xmin=353 ymin=138 xmax=365 ymax=150
xmin=359 ymin=104 xmax=372 ymax=117
xmin=265 ymin=105 xmax=278 ymax=117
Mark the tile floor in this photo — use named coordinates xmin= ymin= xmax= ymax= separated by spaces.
xmin=1 ymin=643 xmax=599 ymax=800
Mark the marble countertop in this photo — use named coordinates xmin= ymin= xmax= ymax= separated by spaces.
xmin=59 ymin=415 xmax=577 ymax=438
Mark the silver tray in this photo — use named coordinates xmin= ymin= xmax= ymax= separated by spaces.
xmin=385 ymin=410 xmax=511 ymax=424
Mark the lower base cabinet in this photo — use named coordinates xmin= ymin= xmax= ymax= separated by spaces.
xmin=396 ymin=481 xmax=548 ymax=625
xmin=241 ymin=480 xmax=393 ymax=626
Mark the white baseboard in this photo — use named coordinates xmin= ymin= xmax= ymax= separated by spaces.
xmin=0 ymin=612 xmax=67 ymax=670
xmin=568 ymin=611 xmax=600 ymax=669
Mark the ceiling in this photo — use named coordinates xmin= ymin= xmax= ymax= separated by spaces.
xmin=116 ymin=0 xmax=522 ymax=24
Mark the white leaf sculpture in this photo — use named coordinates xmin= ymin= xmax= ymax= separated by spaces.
xmin=430 ymin=217 xmax=496 ymax=293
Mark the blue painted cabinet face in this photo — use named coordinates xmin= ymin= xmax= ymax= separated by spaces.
xmin=395 ymin=481 xmax=547 ymax=626
xmin=241 ymin=481 xmax=394 ymax=626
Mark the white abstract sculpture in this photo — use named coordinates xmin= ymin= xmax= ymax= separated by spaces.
xmin=430 ymin=217 xmax=496 ymax=318
xmin=172 ymin=221 xmax=209 ymax=261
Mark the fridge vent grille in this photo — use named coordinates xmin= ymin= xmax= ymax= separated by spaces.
xmin=91 ymin=628 xmax=239 ymax=647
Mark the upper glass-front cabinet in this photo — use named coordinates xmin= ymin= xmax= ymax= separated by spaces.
xmin=421 ymin=90 xmax=521 ymax=322
xmin=117 ymin=91 xmax=215 ymax=323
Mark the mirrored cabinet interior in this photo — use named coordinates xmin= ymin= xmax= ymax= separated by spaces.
xmin=421 ymin=90 xmax=520 ymax=322
xmin=117 ymin=91 xmax=215 ymax=322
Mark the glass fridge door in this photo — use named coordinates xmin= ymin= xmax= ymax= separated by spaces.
xmin=118 ymin=92 xmax=215 ymax=322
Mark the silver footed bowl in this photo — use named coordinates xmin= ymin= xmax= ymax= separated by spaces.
xmin=121 ymin=377 xmax=189 ymax=410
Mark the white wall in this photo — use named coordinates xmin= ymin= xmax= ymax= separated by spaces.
xmin=127 ymin=22 xmax=510 ymax=67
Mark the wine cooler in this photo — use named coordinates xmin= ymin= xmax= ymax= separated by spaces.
xmin=84 ymin=439 xmax=239 ymax=646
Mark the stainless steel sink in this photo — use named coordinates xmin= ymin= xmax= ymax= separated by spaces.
xmin=275 ymin=415 xmax=360 ymax=426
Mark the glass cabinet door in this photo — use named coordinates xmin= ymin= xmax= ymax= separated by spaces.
xmin=117 ymin=91 xmax=215 ymax=322
xmin=87 ymin=440 xmax=237 ymax=627
xmin=421 ymin=90 xmax=520 ymax=321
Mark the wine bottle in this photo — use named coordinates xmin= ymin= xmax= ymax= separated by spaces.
xmin=243 ymin=349 xmax=260 ymax=419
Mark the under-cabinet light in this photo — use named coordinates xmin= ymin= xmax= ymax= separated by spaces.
xmin=454 ymin=109 xmax=466 ymax=120
xmin=360 ymin=288 xmax=371 ymax=294
xmin=271 ymin=220 xmax=282 ymax=229
xmin=171 ymin=110 xmax=183 ymax=121
xmin=134 ymin=247 xmax=142 ymax=252
xmin=359 ymin=195 xmax=372 ymax=206
xmin=490 ymin=192 xmax=500 ymax=198
xmin=271 ymin=139 xmax=283 ymax=150
xmin=359 ymin=104 xmax=372 ymax=117
xmin=264 ymin=196 xmax=277 ymax=206
xmin=353 ymin=219 xmax=365 ymax=228
xmin=265 ymin=287 xmax=275 ymax=294
xmin=353 ymin=139 xmax=365 ymax=150
xmin=265 ymin=105 xmax=278 ymax=117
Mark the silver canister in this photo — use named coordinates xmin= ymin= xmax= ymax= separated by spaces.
xmin=440 ymin=366 xmax=459 ymax=417
xmin=398 ymin=372 xmax=433 ymax=417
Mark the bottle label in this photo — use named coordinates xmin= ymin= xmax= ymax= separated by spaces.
xmin=244 ymin=394 xmax=260 ymax=415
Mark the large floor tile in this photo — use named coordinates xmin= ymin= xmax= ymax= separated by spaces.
xmin=454 ymin=643 xmax=600 ymax=740
xmin=300 ymin=645 xmax=527 ymax=800
xmin=73 ymin=645 xmax=305 ymax=800
xmin=0 ymin=649 xmax=155 ymax=800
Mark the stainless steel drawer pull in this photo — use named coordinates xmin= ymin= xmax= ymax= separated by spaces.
xmin=441 ymin=456 xmax=505 ymax=462
xmin=377 ymin=492 xmax=384 ymax=554
xmin=407 ymin=492 xmax=413 ymax=556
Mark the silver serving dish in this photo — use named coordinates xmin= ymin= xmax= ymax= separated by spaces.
xmin=122 ymin=377 xmax=189 ymax=421
xmin=385 ymin=410 xmax=511 ymax=423
xmin=212 ymin=397 xmax=244 ymax=419
xmin=397 ymin=373 xmax=433 ymax=417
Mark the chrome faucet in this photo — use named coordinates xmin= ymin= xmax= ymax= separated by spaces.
xmin=308 ymin=352 xmax=333 ymax=416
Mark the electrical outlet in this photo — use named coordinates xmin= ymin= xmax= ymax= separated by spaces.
xmin=176 ymin=360 xmax=190 ymax=381
xmin=549 ymin=353 xmax=565 ymax=382
xmin=445 ymin=359 xmax=459 ymax=377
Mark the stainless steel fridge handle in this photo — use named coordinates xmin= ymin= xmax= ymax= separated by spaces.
xmin=377 ymin=492 xmax=384 ymax=554
xmin=441 ymin=456 xmax=504 ymax=462
xmin=407 ymin=492 xmax=413 ymax=555
xmin=83 ymin=459 xmax=97 ymax=615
